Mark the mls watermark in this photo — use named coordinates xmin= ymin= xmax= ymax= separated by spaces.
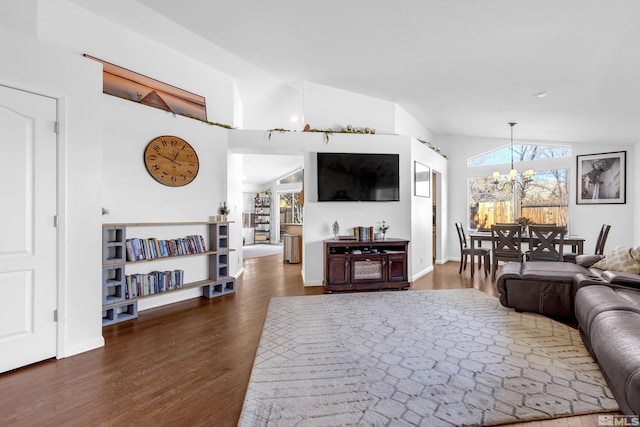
xmin=599 ymin=415 xmax=640 ymax=426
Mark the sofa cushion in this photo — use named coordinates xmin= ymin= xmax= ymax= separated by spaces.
xmin=496 ymin=262 xmax=591 ymax=318
xmin=575 ymin=286 xmax=640 ymax=353
xmin=591 ymin=246 xmax=640 ymax=274
xmin=589 ymin=310 xmax=640 ymax=415
xmin=600 ymin=270 xmax=640 ymax=288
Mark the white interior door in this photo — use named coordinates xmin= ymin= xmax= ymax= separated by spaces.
xmin=0 ymin=85 xmax=58 ymax=372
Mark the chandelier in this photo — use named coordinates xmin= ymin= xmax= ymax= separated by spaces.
xmin=492 ymin=122 xmax=535 ymax=191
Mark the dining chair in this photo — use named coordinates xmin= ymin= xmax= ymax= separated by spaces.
xmin=525 ymin=225 xmax=566 ymax=261
xmin=491 ymin=224 xmax=523 ymax=280
xmin=563 ymin=224 xmax=611 ymax=263
xmin=455 ymin=222 xmax=490 ymax=276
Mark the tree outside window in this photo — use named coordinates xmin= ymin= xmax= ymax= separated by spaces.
xmin=468 ymin=144 xmax=570 ymax=231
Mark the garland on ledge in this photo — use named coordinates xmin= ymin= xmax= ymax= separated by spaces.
xmin=267 ymin=126 xmax=447 ymax=157
xmin=107 ymin=91 xmax=234 ymax=130
xmin=268 ymin=123 xmax=377 ymax=143
xmin=417 ymin=138 xmax=446 ymax=158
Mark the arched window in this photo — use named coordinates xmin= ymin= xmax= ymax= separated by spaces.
xmin=469 ymin=144 xmax=570 ymax=167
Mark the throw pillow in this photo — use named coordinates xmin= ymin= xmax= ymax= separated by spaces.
xmin=591 ymin=246 xmax=640 ymax=274
xmin=576 ymin=254 xmax=604 ymax=267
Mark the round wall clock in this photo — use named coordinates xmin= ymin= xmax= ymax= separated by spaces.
xmin=143 ymin=135 xmax=199 ymax=187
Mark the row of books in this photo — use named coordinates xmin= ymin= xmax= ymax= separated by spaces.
xmin=125 ymin=235 xmax=207 ymax=261
xmin=353 ymin=226 xmax=376 ymax=241
xmin=125 ymin=269 xmax=184 ymax=299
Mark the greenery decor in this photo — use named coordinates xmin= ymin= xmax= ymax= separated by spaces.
xmin=268 ymin=123 xmax=377 ymax=144
xmin=378 ymin=221 xmax=390 ymax=237
xmin=332 ymin=221 xmax=340 ymax=237
xmin=418 ymin=138 xmax=447 ymax=158
xmin=516 ymin=217 xmax=534 ymax=227
xmin=108 ymin=90 xmax=234 ymax=129
xmin=218 ymin=202 xmax=230 ymax=216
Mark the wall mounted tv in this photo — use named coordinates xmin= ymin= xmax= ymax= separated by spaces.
xmin=317 ymin=152 xmax=400 ymax=202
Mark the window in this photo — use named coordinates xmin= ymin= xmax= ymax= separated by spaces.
xmin=469 ymin=144 xmax=570 ymax=167
xmin=279 ymin=192 xmax=303 ymax=241
xmin=468 ymin=144 xmax=570 ymax=231
xmin=277 ymin=169 xmax=303 ymax=185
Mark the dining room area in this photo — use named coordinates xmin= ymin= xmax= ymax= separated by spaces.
xmin=455 ymin=221 xmax=611 ymax=280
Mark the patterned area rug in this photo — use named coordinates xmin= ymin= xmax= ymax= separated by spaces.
xmin=239 ymin=289 xmax=618 ymax=426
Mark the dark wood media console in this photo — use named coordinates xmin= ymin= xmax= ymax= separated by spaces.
xmin=323 ymin=238 xmax=410 ymax=293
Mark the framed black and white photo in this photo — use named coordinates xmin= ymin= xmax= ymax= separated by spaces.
xmin=576 ymin=151 xmax=626 ymax=204
xmin=414 ymin=161 xmax=431 ymax=198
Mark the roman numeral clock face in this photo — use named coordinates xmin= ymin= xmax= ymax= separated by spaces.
xmin=144 ymin=136 xmax=199 ymax=187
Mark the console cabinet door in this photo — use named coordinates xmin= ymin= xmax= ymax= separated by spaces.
xmin=327 ymin=255 xmax=350 ymax=285
xmin=386 ymin=253 xmax=407 ymax=282
xmin=350 ymin=256 xmax=385 ymax=284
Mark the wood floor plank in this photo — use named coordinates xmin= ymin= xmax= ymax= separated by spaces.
xmin=0 ymin=255 xmax=618 ymax=426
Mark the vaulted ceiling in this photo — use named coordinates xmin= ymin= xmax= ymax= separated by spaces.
xmin=73 ymin=0 xmax=640 ymax=144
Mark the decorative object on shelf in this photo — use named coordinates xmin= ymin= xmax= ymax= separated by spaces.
xmin=576 ymin=150 xmax=626 ymax=205
xmin=143 ymin=135 xmax=199 ymax=187
xmin=378 ymin=221 xmax=389 ymax=240
xmin=414 ymin=161 xmax=431 ymax=198
xmin=332 ymin=221 xmax=340 ymax=239
xmin=218 ymin=201 xmax=230 ymax=221
xmin=339 ymin=124 xmax=376 ymax=134
xmin=264 ymin=187 xmax=272 ymax=196
xmin=417 ymin=138 xmax=445 ymax=157
xmin=254 ymin=196 xmax=271 ymax=244
xmin=267 ymin=124 xmax=376 ymax=144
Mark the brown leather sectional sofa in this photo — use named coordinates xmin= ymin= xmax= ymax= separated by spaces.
xmin=496 ymin=257 xmax=640 ymax=415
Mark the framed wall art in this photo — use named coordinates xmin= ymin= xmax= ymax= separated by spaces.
xmin=84 ymin=54 xmax=208 ymax=121
xmin=414 ymin=161 xmax=431 ymax=198
xmin=576 ymin=151 xmax=626 ymax=204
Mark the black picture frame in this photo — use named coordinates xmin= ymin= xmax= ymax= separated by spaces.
xmin=414 ymin=161 xmax=431 ymax=198
xmin=576 ymin=151 xmax=626 ymax=204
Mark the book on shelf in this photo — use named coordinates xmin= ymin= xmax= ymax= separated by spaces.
xmin=125 ymin=235 xmax=206 ymax=261
xmin=125 ymin=269 xmax=185 ymax=299
xmin=352 ymin=226 xmax=375 ymax=241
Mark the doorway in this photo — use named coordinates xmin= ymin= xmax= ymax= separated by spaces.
xmin=432 ymin=172 xmax=437 ymax=262
xmin=0 ymin=85 xmax=58 ymax=372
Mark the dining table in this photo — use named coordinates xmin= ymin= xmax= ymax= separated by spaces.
xmin=468 ymin=231 xmax=586 ymax=277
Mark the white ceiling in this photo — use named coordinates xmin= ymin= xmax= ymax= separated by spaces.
xmin=71 ymin=0 xmax=640 ymax=182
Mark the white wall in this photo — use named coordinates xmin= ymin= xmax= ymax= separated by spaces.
xmin=636 ymin=143 xmax=640 ymax=246
xmin=303 ymin=82 xmax=397 ymax=134
xmin=227 ymin=152 xmax=244 ymax=275
xmin=441 ymin=133 xmax=636 ymax=261
xmin=410 ymin=139 xmax=449 ymax=279
xmin=38 ymin=0 xmax=237 ymax=128
xmin=229 ymin=130 xmax=432 ymax=285
xmin=100 ymin=96 xmax=234 ymax=310
xmin=0 ymin=26 xmax=104 ymax=357
xmin=0 ymin=0 xmax=248 ymax=359
xmin=395 ymin=104 xmax=435 ymax=143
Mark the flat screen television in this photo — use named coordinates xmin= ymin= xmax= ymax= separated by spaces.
xmin=317 ymin=152 xmax=400 ymax=202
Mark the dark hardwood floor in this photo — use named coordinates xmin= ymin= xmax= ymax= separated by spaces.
xmin=0 ymin=255 xmax=609 ymax=426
